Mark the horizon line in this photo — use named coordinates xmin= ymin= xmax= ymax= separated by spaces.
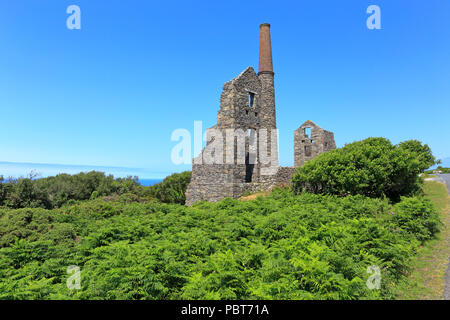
xmin=0 ymin=161 xmax=175 ymax=179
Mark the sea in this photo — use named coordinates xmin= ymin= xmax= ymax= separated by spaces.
xmin=0 ymin=177 xmax=163 ymax=186
xmin=0 ymin=161 xmax=167 ymax=186
xmin=138 ymin=179 xmax=163 ymax=186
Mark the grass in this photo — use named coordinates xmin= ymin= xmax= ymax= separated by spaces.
xmin=239 ymin=184 xmax=291 ymax=201
xmin=395 ymin=180 xmax=450 ymax=300
xmin=238 ymin=190 xmax=272 ymax=201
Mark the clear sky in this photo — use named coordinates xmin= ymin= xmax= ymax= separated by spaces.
xmin=0 ymin=0 xmax=449 ymax=178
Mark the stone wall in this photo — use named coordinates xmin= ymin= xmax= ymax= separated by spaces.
xmin=275 ymin=166 xmax=296 ymax=185
xmin=185 ymin=165 xmax=296 ymax=206
xmin=184 ymin=24 xmax=337 ymax=206
xmin=294 ymin=120 xmax=336 ymax=167
xmin=185 ymin=66 xmax=279 ymax=206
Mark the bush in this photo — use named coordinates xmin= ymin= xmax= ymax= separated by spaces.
xmin=391 ymin=196 xmax=441 ymax=243
xmin=0 ymin=208 xmax=56 ymax=247
xmin=292 ymin=138 xmax=437 ymax=201
xmin=149 ymin=171 xmax=191 ymax=205
xmin=0 ymin=171 xmax=143 ymax=209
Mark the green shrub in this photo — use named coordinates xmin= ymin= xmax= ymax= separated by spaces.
xmin=149 ymin=171 xmax=191 ymax=205
xmin=42 ymin=223 xmax=76 ymax=244
xmin=0 ymin=171 xmax=143 ymax=209
xmin=391 ymin=196 xmax=441 ymax=243
xmin=0 ymin=208 xmax=55 ymax=247
xmin=90 ymin=191 xmax=99 ymax=200
xmin=292 ymin=138 xmax=437 ymax=201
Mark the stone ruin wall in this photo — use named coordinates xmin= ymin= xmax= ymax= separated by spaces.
xmin=185 ymin=67 xmax=281 ymax=206
xmin=184 ymin=24 xmax=336 ymax=206
xmin=294 ymin=120 xmax=336 ymax=167
xmin=184 ymin=71 xmax=337 ymax=206
xmin=186 ymin=164 xmax=296 ymax=205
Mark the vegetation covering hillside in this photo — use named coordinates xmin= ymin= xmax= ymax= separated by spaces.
xmin=0 ymin=138 xmax=443 ymax=300
xmin=0 ymin=189 xmax=440 ymax=299
xmin=0 ymin=171 xmax=192 ymax=209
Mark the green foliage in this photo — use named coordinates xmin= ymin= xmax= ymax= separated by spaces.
xmin=148 ymin=171 xmax=191 ymax=205
xmin=90 ymin=191 xmax=99 ymax=200
xmin=396 ymin=140 xmax=436 ymax=171
xmin=0 ymin=188 xmax=440 ymax=300
xmin=292 ymin=138 xmax=437 ymax=201
xmin=0 ymin=171 xmax=143 ymax=209
xmin=391 ymin=197 xmax=441 ymax=243
xmin=0 ymin=138 xmax=441 ymax=300
xmin=0 ymin=171 xmax=193 ymax=209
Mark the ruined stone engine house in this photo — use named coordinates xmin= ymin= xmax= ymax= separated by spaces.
xmin=185 ymin=24 xmax=336 ymax=206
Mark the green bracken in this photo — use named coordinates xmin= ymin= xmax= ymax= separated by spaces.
xmin=0 ymin=138 xmax=442 ymax=300
xmin=0 ymin=189 xmax=440 ymax=300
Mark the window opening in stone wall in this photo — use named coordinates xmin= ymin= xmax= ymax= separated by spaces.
xmin=245 ymin=129 xmax=256 ymax=182
xmin=305 ymin=145 xmax=312 ymax=157
xmin=248 ymin=128 xmax=257 ymax=162
xmin=304 ymin=127 xmax=311 ymax=138
xmin=245 ymin=153 xmax=254 ymax=183
xmin=248 ymin=92 xmax=255 ymax=108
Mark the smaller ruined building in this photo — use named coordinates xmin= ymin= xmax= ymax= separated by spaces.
xmin=185 ymin=24 xmax=336 ymax=206
xmin=294 ymin=120 xmax=336 ymax=167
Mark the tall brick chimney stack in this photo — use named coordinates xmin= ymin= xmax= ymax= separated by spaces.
xmin=257 ymin=23 xmax=278 ymax=172
xmin=257 ymin=23 xmax=276 ymax=129
xmin=258 ymin=23 xmax=273 ymax=74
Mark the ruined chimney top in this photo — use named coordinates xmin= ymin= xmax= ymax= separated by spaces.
xmin=258 ymin=23 xmax=274 ymax=75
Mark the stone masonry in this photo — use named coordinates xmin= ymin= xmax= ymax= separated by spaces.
xmin=185 ymin=24 xmax=336 ymax=206
xmin=294 ymin=120 xmax=336 ymax=167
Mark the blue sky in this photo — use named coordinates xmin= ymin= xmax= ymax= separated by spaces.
xmin=0 ymin=0 xmax=449 ymax=179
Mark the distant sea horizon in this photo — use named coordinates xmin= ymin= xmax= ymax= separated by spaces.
xmin=138 ymin=179 xmax=163 ymax=186
xmin=0 ymin=161 xmax=174 ymax=184
xmin=0 ymin=176 xmax=163 ymax=186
